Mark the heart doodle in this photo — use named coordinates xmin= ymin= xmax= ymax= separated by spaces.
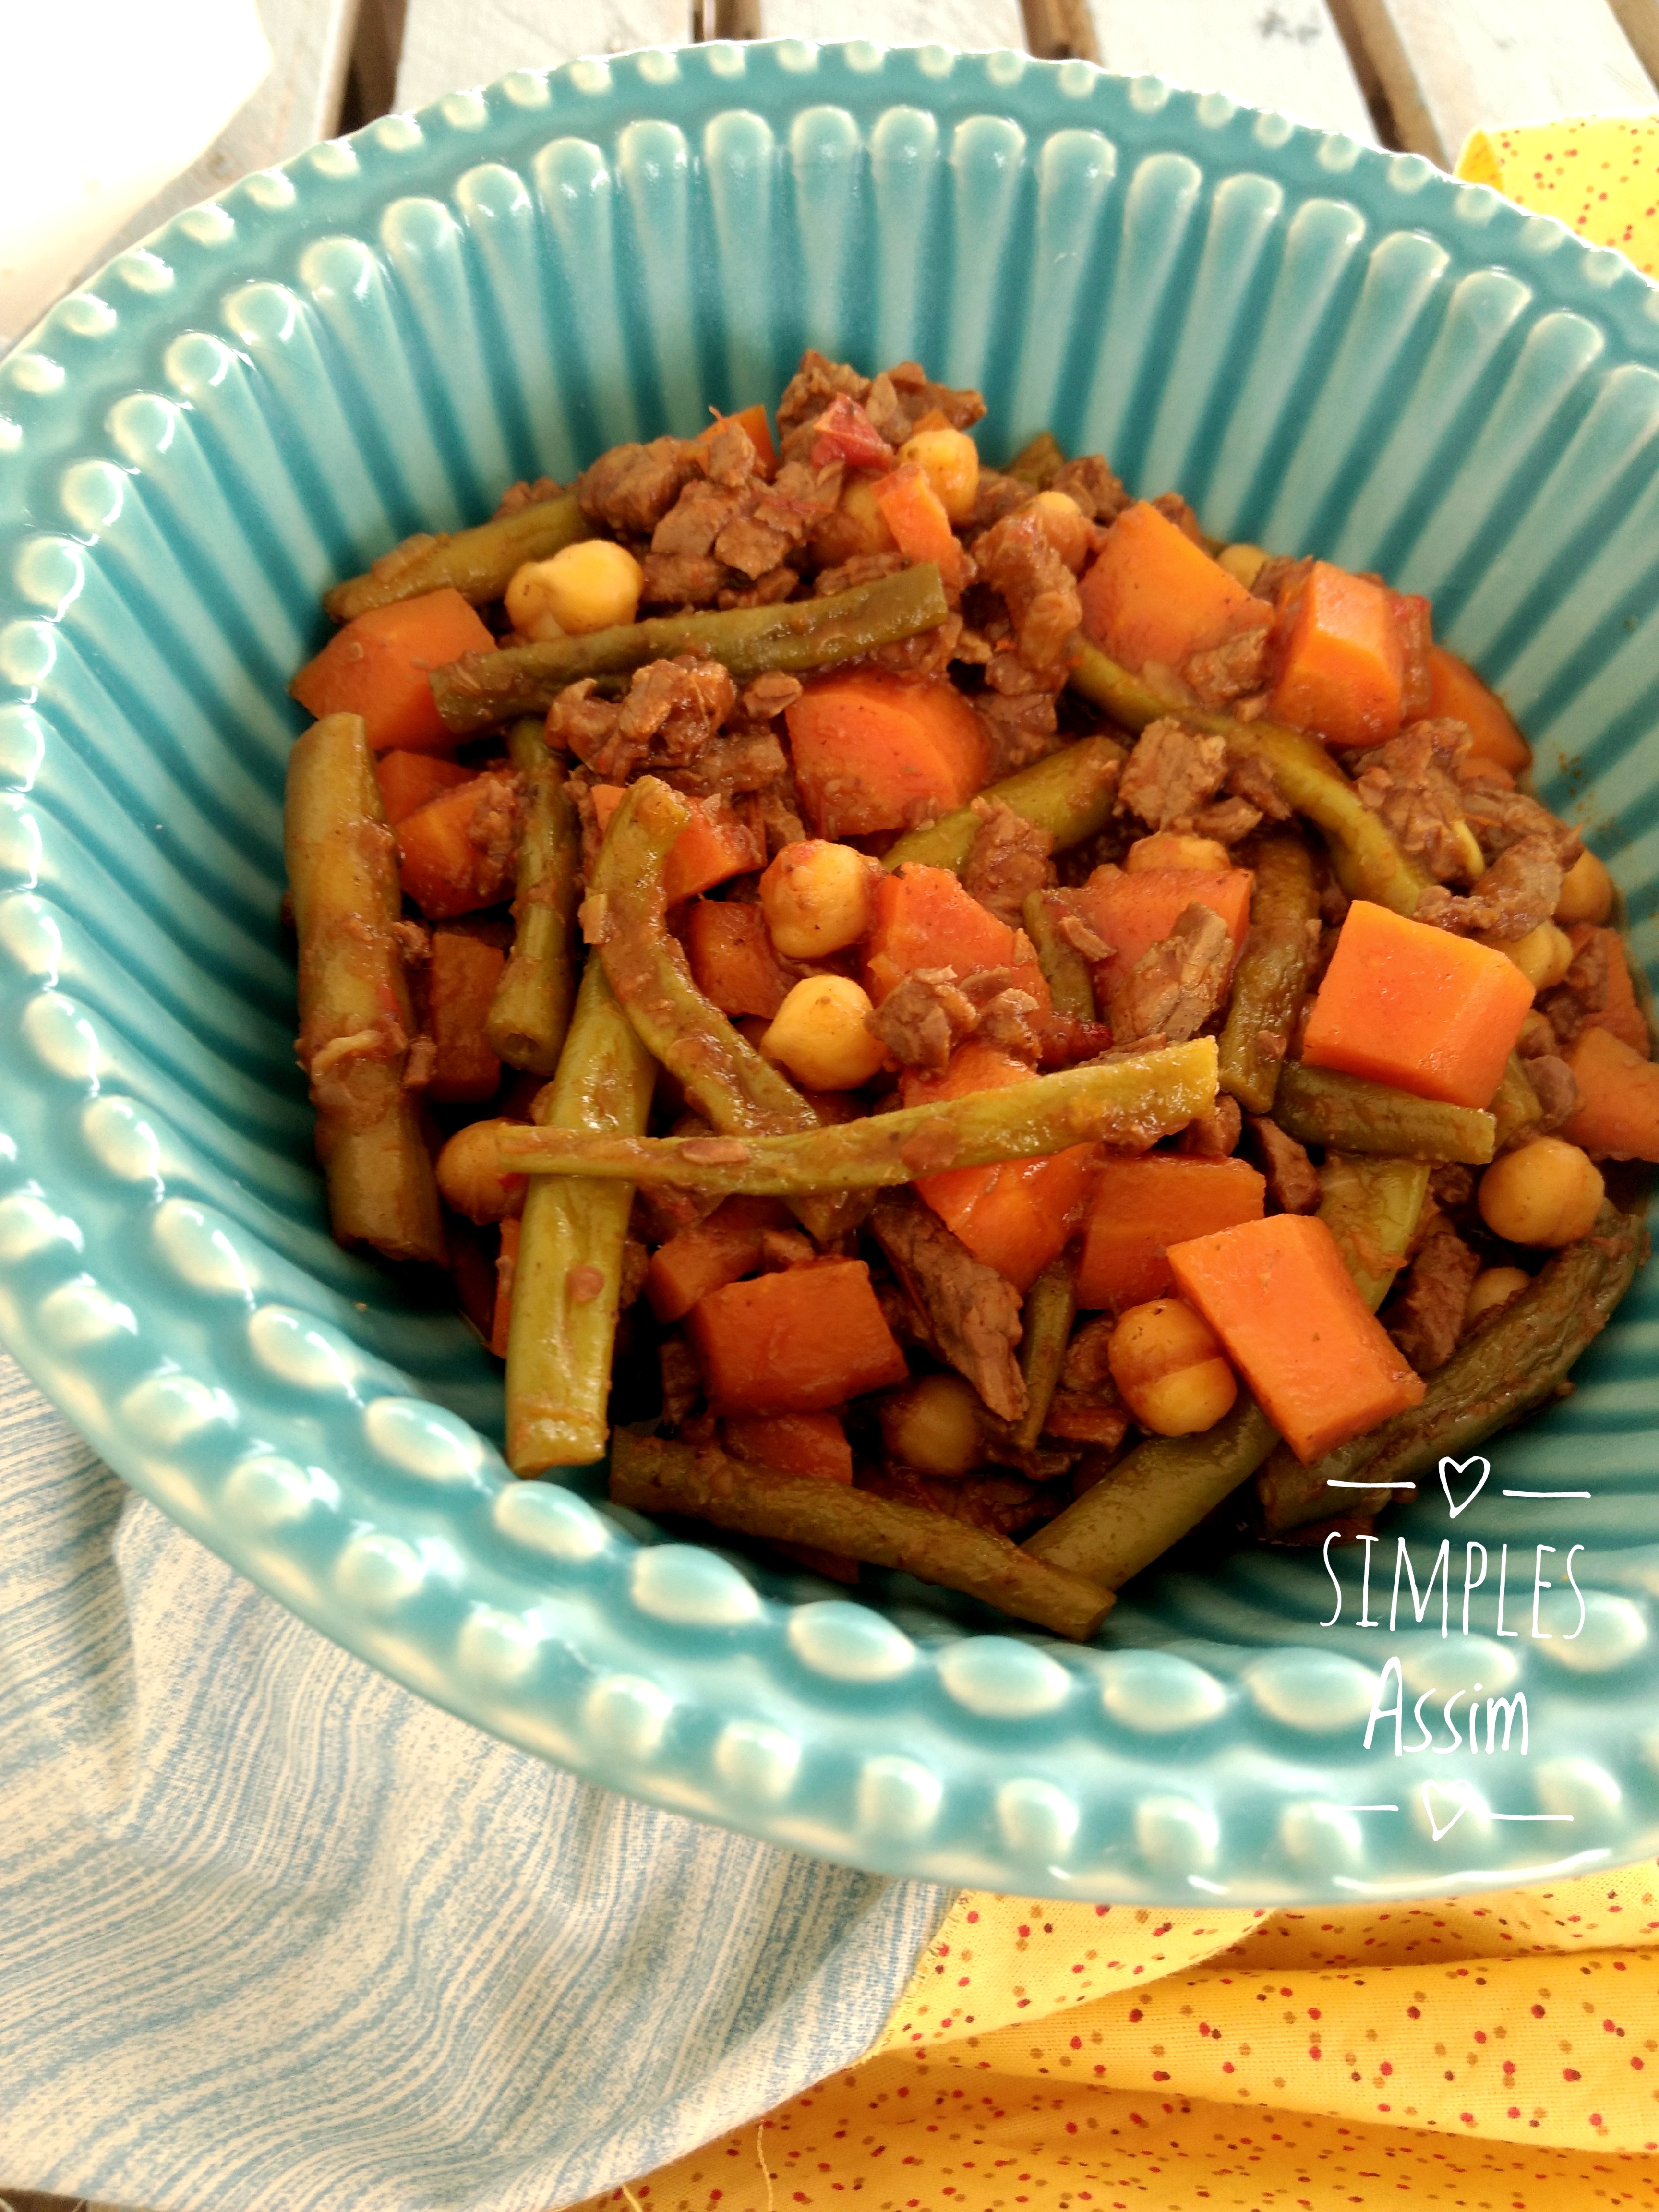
xmin=1439 ymin=1455 xmax=1490 ymax=1519
xmin=1421 ymin=1779 xmax=1474 ymax=1843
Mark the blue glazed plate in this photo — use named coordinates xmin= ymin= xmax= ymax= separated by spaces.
xmin=3 ymin=42 xmax=1659 ymax=1904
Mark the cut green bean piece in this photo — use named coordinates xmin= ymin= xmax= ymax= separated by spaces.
xmin=612 ymin=1431 xmax=1114 ymax=1640
xmin=1491 ymin=1053 xmax=1544 ymax=1152
xmin=497 ymin=1040 xmax=1220 ymax=1191
xmin=432 ymin=563 xmax=950 ymax=735
xmin=1258 ymin=1202 xmax=1647 ymax=1533
xmin=1012 ymin=1249 xmax=1079 ymax=1451
xmin=1317 ymin=1153 xmax=1431 ymax=1312
xmin=1218 ymin=833 xmax=1319 ymax=1112
xmin=1023 ymin=1398 xmax=1278 ymax=1588
xmin=487 ymin=717 xmax=582 ymax=1076
xmin=1274 ymin=1062 xmax=1495 ymax=1164
xmin=505 ymin=957 xmax=655 ymax=1474
xmin=1066 ymin=638 xmax=1170 ymax=732
xmin=284 ymin=711 xmax=445 ymax=1265
xmin=1022 ymin=890 xmax=1097 ymax=1022
xmin=324 ymin=493 xmax=590 ymax=623
xmin=883 ymin=734 xmax=1126 ymax=876
xmin=1004 ymin=431 xmax=1066 ymax=489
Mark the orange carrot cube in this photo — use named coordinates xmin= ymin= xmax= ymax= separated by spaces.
xmin=396 ymin=771 xmax=520 ymax=920
xmin=724 ymin=1410 xmax=854 ymax=1483
xmin=687 ymin=1259 xmax=908 ymax=1414
xmin=426 ymin=931 xmax=505 ymax=1103
xmin=871 ymin=464 xmax=967 ymax=589
xmin=1076 ymin=1154 xmax=1266 ymax=1310
xmin=591 ymin=785 xmax=762 ymax=903
xmin=1070 ymin=866 xmax=1253 ymax=999
xmin=786 ymin=672 xmax=989 ymax=838
xmin=1269 ymin=561 xmax=1404 ymax=749
xmin=291 ymin=588 xmax=494 ymax=753
xmin=684 ymin=900 xmax=798 ymax=1018
xmin=1426 ymin=645 xmax=1530 ymax=773
xmin=695 ymin=402 xmax=777 ymax=479
xmin=645 ymin=1196 xmax=792 ymax=1324
xmin=1078 ymin=500 xmax=1270 ymax=674
xmin=376 ymin=749 xmax=477 ymax=826
xmin=1562 ymin=1024 xmax=1659 ymax=1161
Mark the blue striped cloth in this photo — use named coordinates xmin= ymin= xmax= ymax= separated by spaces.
xmin=0 ymin=1348 xmax=948 ymax=2212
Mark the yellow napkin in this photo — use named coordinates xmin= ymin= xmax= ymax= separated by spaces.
xmin=580 ymin=123 xmax=1659 ymax=2212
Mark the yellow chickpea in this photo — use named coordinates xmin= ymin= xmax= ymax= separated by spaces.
xmin=760 ymin=838 xmax=878 ymax=959
xmin=1478 ymin=918 xmax=1574 ymax=993
xmin=762 ymin=975 xmax=887 ymax=1091
xmin=1125 ymin=832 xmax=1231 ymax=875
xmin=505 ymin=539 xmax=643 ymax=639
xmin=1217 ymin=542 xmax=1268 ymax=591
xmin=435 ymin=1119 xmax=526 ymax=1224
xmin=897 ymin=425 xmax=980 ymax=522
xmin=1030 ymin=487 xmax=1094 ymax=573
xmin=1478 ymin=1136 xmax=1605 ymax=1248
xmin=1556 ymin=848 xmax=1613 ymax=926
xmin=1107 ymin=1298 xmax=1238 ymax=1437
xmin=1465 ymin=1264 xmax=1531 ymax=1327
xmin=836 ymin=471 xmax=897 ymax=557
xmin=880 ymin=1372 xmax=984 ymax=1476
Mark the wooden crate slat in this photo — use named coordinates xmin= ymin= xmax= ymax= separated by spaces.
xmin=754 ymin=0 xmax=1027 ymax=45
xmin=1082 ymin=0 xmax=1376 ymax=142
xmin=1607 ymin=0 xmax=1659 ymax=84
xmin=1341 ymin=0 xmax=1658 ymax=167
xmin=394 ymin=1 xmax=695 ymax=110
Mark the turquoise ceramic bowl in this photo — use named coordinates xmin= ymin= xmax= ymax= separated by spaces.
xmin=4 ymin=42 xmax=1659 ymax=1904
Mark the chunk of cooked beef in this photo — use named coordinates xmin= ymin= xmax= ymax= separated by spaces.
xmin=652 ymin=476 xmax=750 ymax=560
xmin=1043 ymin=1313 xmax=1130 ymax=1454
xmin=1190 ymin=796 xmax=1263 ymax=845
xmin=962 ymin=797 xmax=1055 ymax=927
xmin=1539 ymin=926 xmax=1609 ymax=1048
xmin=971 ymin=982 xmax=1042 ymax=1060
xmin=1226 ymin=746 xmax=1292 ymax=822
xmin=577 ymin=435 xmax=699 ymax=538
xmin=1177 ymin=1094 xmax=1243 ymax=1157
xmin=1119 ymin=718 xmax=1230 ymax=831
xmin=1429 ymin=1162 xmax=1474 ymax=1210
xmin=1460 ymin=780 xmax=1582 ymax=868
xmin=1246 ymin=1114 xmax=1321 ymax=1213
xmin=553 ymin=655 xmax=739 ymax=782
xmin=965 ymin=469 xmax=1039 ymax=532
xmin=775 ymin=349 xmax=872 ymax=459
xmin=1183 ymin=623 xmax=1271 ymax=709
xmin=813 ymin=550 xmax=911 ymax=599
xmin=493 ymin=474 xmax=564 ymax=518
xmin=866 ymin=968 xmax=980 ymax=1071
xmin=717 ymin=565 xmax=802 ymax=610
xmin=1110 ymin=901 xmax=1234 ymax=1046
xmin=1527 ymin=1054 xmax=1581 ymax=1131
xmin=662 ymin=727 xmax=790 ymax=802
xmin=974 ymin=508 xmax=1083 ymax=674
xmin=639 ymin=552 xmax=729 ymax=608
xmin=1151 ymin=491 xmax=1205 ymax=542
xmin=1252 ymin=553 xmax=1314 ymax=609
xmin=868 ymin=1190 xmax=1027 ymax=1423
xmin=1354 ymin=718 xmax=1479 ymax=883
xmin=1415 ymin=834 xmax=1563 ymax=941
xmin=1388 ymin=1226 xmax=1481 ymax=1374
xmin=1049 ymin=454 xmax=1129 ymax=523
xmin=660 ymin=1333 xmax=703 ymax=1426
xmin=861 ymin=1464 xmax=1053 ymax=1537
xmin=973 ymin=647 xmax=1065 ymax=770
xmin=861 ymin=360 xmax=987 ymax=443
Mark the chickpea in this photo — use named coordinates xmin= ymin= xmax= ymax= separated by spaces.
xmin=1478 ymin=1135 xmax=1605 ymax=1248
xmin=1030 ymin=487 xmax=1094 ymax=573
xmin=1217 ymin=542 xmax=1268 ymax=591
xmin=1480 ymin=919 xmax=1573 ymax=992
xmin=505 ymin=539 xmax=643 ymax=640
xmin=1125 ymin=832 xmax=1231 ymax=875
xmin=897 ymin=425 xmax=980 ymax=523
xmin=762 ymin=974 xmax=887 ymax=1090
xmin=760 ymin=838 xmax=878 ymax=959
xmin=1556 ymin=847 xmax=1613 ymax=926
xmin=435 ymin=1118 xmax=526 ymax=1224
xmin=1466 ymin=1264 xmax=1531 ymax=1328
xmin=880 ymin=1372 xmax=984 ymax=1476
xmin=836 ymin=470 xmax=897 ymax=557
xmin=1107 ymin=1298 xmax=1238 ymax=1437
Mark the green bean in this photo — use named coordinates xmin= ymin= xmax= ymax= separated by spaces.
xmin=1218 ymin=833 xmax=1319 ymax=1112
xmin=323 ymin=493 xmax=589 ymax=623
xmin=432 ymin=564 xmax=951 ymax=735
xmin=505 ymin=958 xmax=654 ymax=1473
xmin=1022 ymin=890 xmax=1098 ymax=1022
xmin=883 ymin=735 xmax=1126 ymax=876
xmin=1004 ymin=430 xmax=1066 ymax=489
xmin=486 ymin=718 xmax=582 ymax=1076
xmin=1317 ymin=1153 xmax=1431 ymax=1311
xmin=1258 ymin=1202 xmax=1647 ymax=1533
xmin=1274 ymin=1063 xmax=1496 ymax=1164
xmin=1012 ymin=1249 xmax=1079 ymax=1451
xmin=283 ymin=711 xmax=445 ymax=1265
xmin=497 ymin=1039 xmax=1221 ymax=1190
xmin=611 ymin=1431 xmax=1114 ymax=1640
xmin=1066 ymin=638 xmax=1170 ymax=732
xmin=1023 ymin=1398 xmax=1279 ymax=1588
xmin=1491 ymin=1053 xmax=1543 ymax=1152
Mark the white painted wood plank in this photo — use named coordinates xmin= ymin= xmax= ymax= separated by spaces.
xmin=1084 ymin=0 xmax=1376 ymax=142
xmin=1340 ymin=0 xmax=1658 ymax=167
xmin=394 ymin=1 xmax=695 ymax=110
xmin=755 ymin=0 xmax=1027 ymax=45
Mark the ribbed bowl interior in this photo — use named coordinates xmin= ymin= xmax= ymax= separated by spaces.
xmin=2 ymin=43 xmax=1659 ymax=1901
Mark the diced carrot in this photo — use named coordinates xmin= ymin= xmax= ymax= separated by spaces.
xmin=1393 ymin=592 xmax=1433 ymax=721
xmin=1301 ymin=898 xmax=1533 ymax=1109
xmin=291 ymin=588 xmax=494 ymax=753
xmin=684 ymin=900 xmax=797 ymax=1018
xmin=1568 ymin=923 xmax=1650 ymax=1058
xmin=489 ymin=1217 xmax=521 ymax=1359
xmin=1070 ymin=865 xmax=1253 ymax=998
xmin=1426 ymin=645 xmax=1531 ymax=773
xmin=1168 ymin=1213 xmax=1425 ymax=1463
xmin=1076 ymin=1154 xmax=1267 ymax=1310
xmin=724 ymin=1409 xmax=854 ymax=1483
xmin=687 ymin=1258 xmax=908 ymax=1414
xmin=786 ymin=673 xmax=990 ymax=838
xmin=1078 ymin=500 xmax=1271 ymax=676
xmin=901 ymin=1043 xmax=1096 ymax=1290
xmin=871 ymin=464 xmax=967 ymax=589
xmin=810 ymin=395 xmax=893 ymax=472
xmin=644 ymin=1196 xmax=793 ymax=1324
xmin=591 ymin=784 xmax=763 ymax=902
xmin=397 ymin=770 xmax=520 ymax=920
xmin=376 ymin=749 xmax=476 ymax=826
xmin=865 ymin=863 xmax=1051 ymax=1011
xmin=696 ymin=401 xmax=777 ymax=480
xmin=1269 ymin=561 xmax=1404 ymax=750
xmin=426 ymin=930 xmax=505 ymax=1103
xmin=1562 ymin=1023 xmax=1659 ymax=1160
